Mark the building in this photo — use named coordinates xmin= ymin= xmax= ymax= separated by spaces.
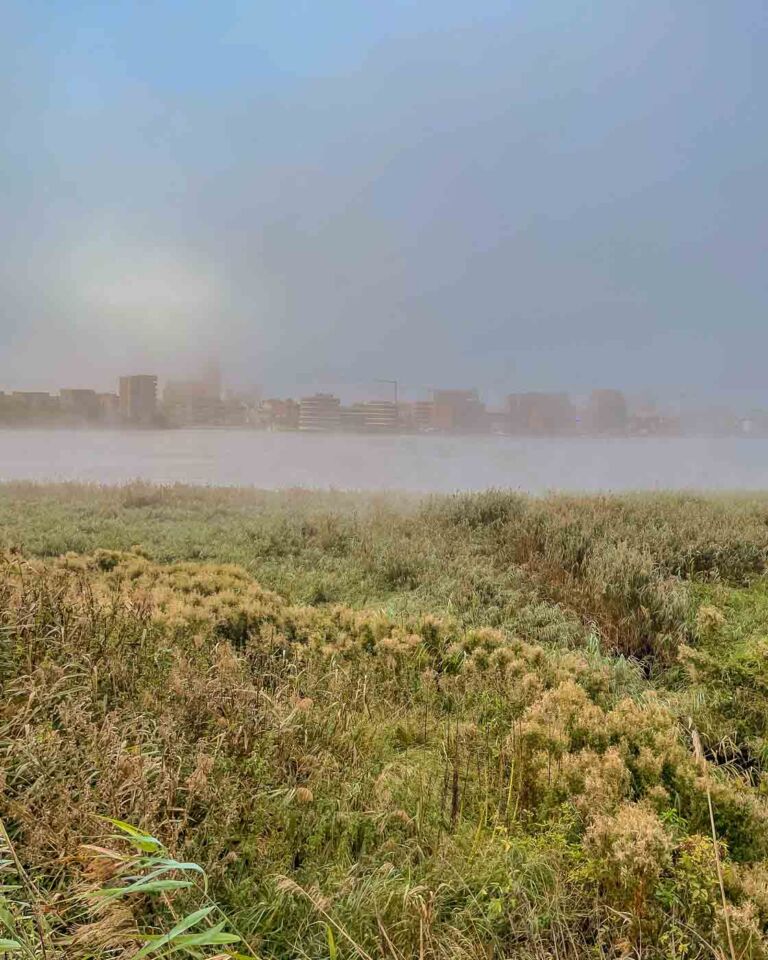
xmin=507 ymin=392 xmax=574 ymax=435
xmin=628 ymin=411 xmax=680 ymax=436
xmin=60 ymin=389 xmax=100 ymax=423
xmin=97 ymin=393 xmax=121 ymax=426
xmin=12 ymin=391 xmax=58 ymax=412
xmin=430 ymin=389 xmax=486 ymax=432
xmin=340 ymin=404 xmax=367 ymax=432
xmin=299 ymin=393 xmax=341 ymax=432
xmin=361 ymin=400 xmax=398 ymax=431
xmin=413 ymin=401 xmax=434 ymax=432
xmin=160 ymin=359 xmax=239 ymax=426
xmin=162 ymin=380 xmax=223 ymax=426
xmin=627 ymin=402 xmax=679 ymax=437
xmin=10 ymin=392 xmax=60 ymax=420
xmin=341 ymin=400 xmax=399 ymax=432
xmin=164 ymin=361 xmax=222 ymax=407
xmin=588 ymin=389 xmax=628 ymax=434
xmin=119 ymin=375 xmax=158 ymax=426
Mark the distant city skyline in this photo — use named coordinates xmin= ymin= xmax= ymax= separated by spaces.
xmin=3 ymin=364 xmax=768 ymax=439
xmin=3 ymin=369 xmax=768 ymax=412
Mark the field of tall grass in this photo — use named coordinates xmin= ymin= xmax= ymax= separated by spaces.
xmin=2 ymin=483 xmax=768 ymax=958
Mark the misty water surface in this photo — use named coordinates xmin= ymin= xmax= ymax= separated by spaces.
xmin=1 ymin=430 xmax=768 ymax=492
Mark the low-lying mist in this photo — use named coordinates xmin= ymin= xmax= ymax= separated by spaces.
xmin=1 ymin=429 xmax=767 ymax=492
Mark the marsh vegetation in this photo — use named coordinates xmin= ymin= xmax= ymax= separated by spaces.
xmin=2 ymin=484 xmax=768 ymax=957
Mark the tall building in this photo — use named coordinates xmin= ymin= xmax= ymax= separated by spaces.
xmin=430 ymin=389 xmax=485 ymax=432
xmin=507 ymin=392 xmax=573 ymax=435
xmin=163 ymin=380 xmax=223 ymax=426
xmin=161 ymin=360 xmax=230 ymax=426
xmin=119 ymin=375 xmax=158 ymax=426
xmin=588 ymin=389 xmax=628 ymax=434
xmin=299 ymin=393 xmax=341 ymax=432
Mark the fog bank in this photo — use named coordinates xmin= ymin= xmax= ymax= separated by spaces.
xmin=1 ymin=430 xmax=768 ymax=492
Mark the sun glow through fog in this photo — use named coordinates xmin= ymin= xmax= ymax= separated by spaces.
xmin=64 ymin=230 xmax=224 ymax=347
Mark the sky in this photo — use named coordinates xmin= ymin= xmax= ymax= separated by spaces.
xmin=2 ymin=1 xmax=767 ymax=404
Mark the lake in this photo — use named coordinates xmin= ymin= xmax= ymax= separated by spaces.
xmin=2 ymin=429 xmax=768 ymax=492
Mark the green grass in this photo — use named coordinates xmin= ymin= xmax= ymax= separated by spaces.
xmin=2 ymin=483 xmax=768 ymax=958
xmin=682 ymin=579 xmax=768 ymax=773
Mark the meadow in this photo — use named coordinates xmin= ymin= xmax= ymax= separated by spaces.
xmin=2 ymin=483 xmax=768 ymax=958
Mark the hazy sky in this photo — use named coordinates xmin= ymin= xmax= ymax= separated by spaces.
xmin=2 ymin=1 xmax=767 ymax=402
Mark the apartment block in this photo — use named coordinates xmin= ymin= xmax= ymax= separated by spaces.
xmin=430 ymin=389 xmax=485 ymax=432
xmin=341 ymin=400 xmax=398 ymax=432
xmin=119 ymin=375 xmax=158 ymax=426
xmin=299 ymin=393 xmax=341 ymax=432
xmin=507 ymin=392 xmax=574 ymax=435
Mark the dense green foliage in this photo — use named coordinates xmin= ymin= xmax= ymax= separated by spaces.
xmin=2 ymin=483 xmax=768 ymax=958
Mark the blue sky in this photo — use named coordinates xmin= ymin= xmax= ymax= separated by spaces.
xmin=2 ymin=1 xmax=767 ymax=402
